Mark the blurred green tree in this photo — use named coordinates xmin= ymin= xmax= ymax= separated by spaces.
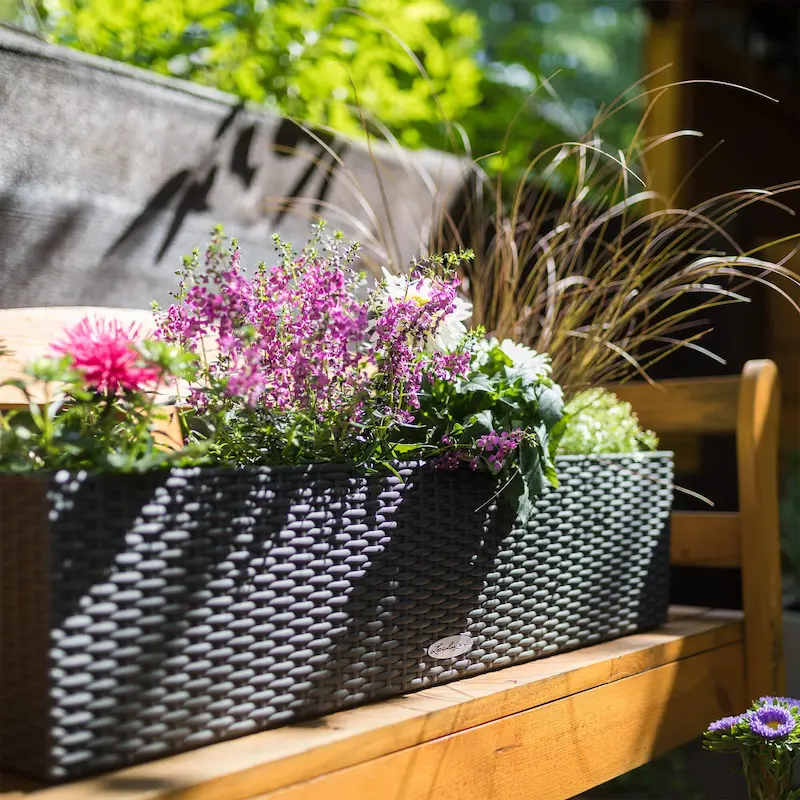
xmin=16 ymin=0 xmax=482 ymax=148
xmin=1 ymin=0 xmax=645 ymax=173
xmin=453 ymin=0 xmax=646 ymax=172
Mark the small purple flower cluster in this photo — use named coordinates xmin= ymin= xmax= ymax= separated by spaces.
xmin=707 ymin=714 xmax=746 ymax=733
xmin=707 ymin=698 xmax=800 ymax=740
xmin=758 ymin=696 xmax=800 ymax=708
xmin=431 ymin=450 xmax=468 ymax=471
xmin=159 ymin=234 xmax=370 ymax=417
xmin=157 ymin=231 xmax=472 ymax=442
xmin=706 ymin=696 xmax=800 ymax=798
xmin=476 ymin=429 xmax=525 ymax=470
xmin=431 ymin=435 xmax=469 ymax=471
xmin=374 ymin=271 xmax=470 ymax=419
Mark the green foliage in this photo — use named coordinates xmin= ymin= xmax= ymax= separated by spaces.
xmin=6 ymin=0 xmax=646 ymax=173
xmin=32 ymin=0 xmax=482 ymax=148
xmin=413 ymin=337 xmax=564 ymax=521
xmin=558 ymin=387 xmax=658 ymax=456
xmin=0 ymin=0 xmax=20 ymax=20
xmin=452 ymin=0 xmax=645 ymax=172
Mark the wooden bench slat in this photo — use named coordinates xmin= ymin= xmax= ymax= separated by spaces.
xmin=610 ymin=375 xmax=740 ymax=434
xmin=670 ymin=511 xmax=741 ymax=567
xmin=259 ymin=644 xmax=745 ymax=800
xmin=10 ymin=609 xmax=741 ymax=800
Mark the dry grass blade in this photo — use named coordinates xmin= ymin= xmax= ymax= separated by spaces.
xmin=261 ymin=113 xmax=463 ymax=274
xmin=264 ymin=48 xmax=800 ymax=396
xmin=428 ymin=81 xmax=800 ymax=395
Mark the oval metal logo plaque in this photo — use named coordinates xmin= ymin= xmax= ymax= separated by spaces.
xmin=427 ymin=634 xmax=473 ymax=660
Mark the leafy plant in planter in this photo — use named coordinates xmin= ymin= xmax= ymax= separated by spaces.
xmin=0 ymin=322 xmax=198 ymax=473
xmin=558 ymin=387 xmax=658 ymax=456
xmin=1 ymin=224 xmax=559 ymax=510
xmin=0 ymin=223 xmax=673 ymax=782
xmin=148 ymin=223 xmax=562 ymax=518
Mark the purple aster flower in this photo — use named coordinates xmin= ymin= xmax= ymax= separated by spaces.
xmin=707 ymin=714 xmax=745 ymax=733
xmin=758 ymin=696 xmax=800 ymax=709
xmin=749 ymin=705 xmax=796 ymax=739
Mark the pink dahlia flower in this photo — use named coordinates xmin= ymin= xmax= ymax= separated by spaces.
xmin=52 ymin=317 xmax=159 ymax=394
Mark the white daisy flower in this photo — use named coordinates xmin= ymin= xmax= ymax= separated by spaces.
xmin=498 ymin=339 xmax=552 ymax=383
xmin=472 ymin=336 xmax=498 ymax=368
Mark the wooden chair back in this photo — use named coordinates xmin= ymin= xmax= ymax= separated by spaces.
xmin=611 ymin=360 xmax=784 ymax=700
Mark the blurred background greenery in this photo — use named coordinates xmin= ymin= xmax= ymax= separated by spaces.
xmin=1 ymin=0 xmax=645 ymax=174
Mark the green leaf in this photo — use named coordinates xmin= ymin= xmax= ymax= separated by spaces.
xmin=519 ymin=437 xmax=547 ymax=499
xmin=507 ymin=471 xmax=535 ymax=523
xmin=533 ymin=384 xmax=564 ymax=430
xmin=377 ymin=460 xmax=403 ymax=480
xmin=548 ymin=413 xmax=570 ymax=456
xmin=391 ymin=442 xmax=429 ymax=456
xmin=465 ymin=409 xmax=493 ymax=435
xmin=26 ymin=355 xmax=75 ymax=383
xmin=457 ymin=374 xmax=494 ymax=394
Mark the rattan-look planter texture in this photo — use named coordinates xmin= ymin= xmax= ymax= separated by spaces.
xmin=0 ymin=453 xmax=673 ymax=782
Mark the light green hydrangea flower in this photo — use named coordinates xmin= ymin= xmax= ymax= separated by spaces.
xmin=558 ymin=387 xmax=658 ymax=455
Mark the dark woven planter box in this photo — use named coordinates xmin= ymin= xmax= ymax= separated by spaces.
xmin=0 ymin=453 xmax=673 ymax=782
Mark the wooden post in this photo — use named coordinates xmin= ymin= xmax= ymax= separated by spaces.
xmin=757 ymin=240 xmax=800 ymax=457
xmin=737 ymin=359 xmax=785 ymax=699
xmin=642 ymin=0 xmax=692 ymax=208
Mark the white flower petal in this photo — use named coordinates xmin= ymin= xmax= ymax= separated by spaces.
xmin=498 ymin=339 xmax=552 ymax=383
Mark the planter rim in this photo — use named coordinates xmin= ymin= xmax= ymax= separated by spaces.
xmin=554 ymin=451 xmax=673 ymax=460
xmin=0 ymin=451 xmax=674 ymax=480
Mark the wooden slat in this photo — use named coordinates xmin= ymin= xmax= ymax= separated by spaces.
xmin=736 ymin=360 xmax=785 ymax=699
xmin=642 ymin=0 xmax=690 ymax=207
xmin=782 ymin=405 xmax=800 ymax=452
xmin=670 ymin=511 xmax=741 ymax=567
xmin=658 ymin=432 xmax=701 ymax=475
xmin=11 ymin=610 xmax=742 ymax=800
xmin=261 ymin=644 xmax=745 ymax=800
xmin=608 ymin=375 xmax=740 ymax=434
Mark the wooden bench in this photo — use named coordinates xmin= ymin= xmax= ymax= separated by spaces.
xmin=0 ymin=308 xmax=784 ymax=800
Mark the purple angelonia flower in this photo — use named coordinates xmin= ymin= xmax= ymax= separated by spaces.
xmin=476 ymin=429 xmax=525 ymax=470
